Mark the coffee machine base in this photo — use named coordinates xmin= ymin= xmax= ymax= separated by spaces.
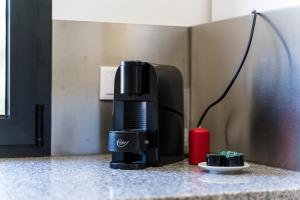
xmin=110 ymin=161 xmax=147 ymax=170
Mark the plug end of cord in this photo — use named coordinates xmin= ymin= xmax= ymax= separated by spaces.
xmin=252 ymin=10 xmax=257 ymax=15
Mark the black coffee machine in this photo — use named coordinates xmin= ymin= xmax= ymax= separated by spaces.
xmin=108 ymin=61 xmax=184 ymax=170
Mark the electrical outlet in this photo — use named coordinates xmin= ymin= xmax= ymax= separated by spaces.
xmin=99 ymin=66 xmax=118 ymax=100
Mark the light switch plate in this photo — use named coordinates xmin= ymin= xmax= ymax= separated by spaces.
xmin=99 ymin=66 xmax=118 ymax=100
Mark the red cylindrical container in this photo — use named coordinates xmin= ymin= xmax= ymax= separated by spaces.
xmin=189 ymin=128 xmax=210 ymax=165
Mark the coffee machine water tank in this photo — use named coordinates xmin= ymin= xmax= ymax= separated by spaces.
xmin=108 ymin=61 xmax=184 ymax=170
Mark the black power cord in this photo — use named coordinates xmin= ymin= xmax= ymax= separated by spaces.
xmin=197 ymin=10 xmax=258 ymax=127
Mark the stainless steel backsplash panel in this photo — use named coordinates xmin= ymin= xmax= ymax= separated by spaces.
xmin=52 ymin=21 xmax=189 ymax=155
xmin=191 ymin=7 xmax=300 ymax=170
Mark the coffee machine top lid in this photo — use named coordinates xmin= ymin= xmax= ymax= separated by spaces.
xmin=121 ymin=60 xmax=147 ymax=66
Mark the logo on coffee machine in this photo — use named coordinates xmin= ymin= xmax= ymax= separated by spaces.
xmin=117 ymin=139 xmax=129 ymax=148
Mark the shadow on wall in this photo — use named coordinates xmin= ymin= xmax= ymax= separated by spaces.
xmin=249 ymin=13 xmax=298 ymax=170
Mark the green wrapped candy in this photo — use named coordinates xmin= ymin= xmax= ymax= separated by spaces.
xmin=219 ymin=151 xmax=244 ymax=167
xmin=206 ymin=154 xmax=222 ymax=166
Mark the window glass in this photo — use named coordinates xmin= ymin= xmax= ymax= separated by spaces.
xmin=0 ymin=0 xmax=6 ymax=115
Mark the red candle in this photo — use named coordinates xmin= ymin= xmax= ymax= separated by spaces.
xmin=189 ymin=127 xmax=210 ymax=165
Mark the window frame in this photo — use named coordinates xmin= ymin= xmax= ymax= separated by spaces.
xmin=0 ymin=0 xmax=6 ymax=117
xmin=0 ymin=0 xmax=51 ymax=157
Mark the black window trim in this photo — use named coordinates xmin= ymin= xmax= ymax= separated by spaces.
xmin=0 ymin=0 xmax=51 ymax=157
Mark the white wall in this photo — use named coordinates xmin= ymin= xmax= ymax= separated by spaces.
xmin=53 ymin=0 xmax=211 ymax=26
xmin=212 ymin=0 xmax=300 ymax=21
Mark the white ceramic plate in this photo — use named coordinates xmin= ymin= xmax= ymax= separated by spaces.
xmin=198 ymin=162 xmax=250 ymax=173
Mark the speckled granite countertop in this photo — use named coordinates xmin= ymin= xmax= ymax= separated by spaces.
xmin=0 ymin=155 xmax=300 ymax=200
